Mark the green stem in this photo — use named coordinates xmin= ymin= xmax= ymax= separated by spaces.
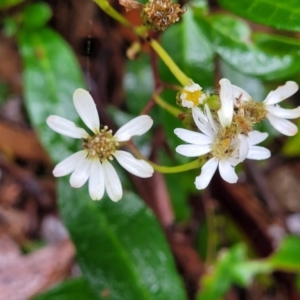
xmin=93 ymin=0 xmax=131 ymax=26
xmin=150 ymin=39 xmax=192 ymax=87
xmin=127 ymin=143 xmax=204 ymax=174
xmin=93 ymin=0 xmax=191 ymax=88
xmin=154 ymin=94 xmax=183 ymax=118
xmin=150 ymin=158 xmax=204 ymax=174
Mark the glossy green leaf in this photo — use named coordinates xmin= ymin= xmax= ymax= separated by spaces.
xmin=22 ymin=3 xmax=52 ymax=28
xmin=217 ymin=0 xmax=300 ymax=32
xmin=197 ymin=244 xmax=246 ymax=300
xmin=34 ymin=278 xmax=99 ymax=300
xmin=197 ymin=244 xmax=271 ymax=300
xmin=124 ymin=54 xmax=153 ymax=116
xmin=198 ymin=237 xmax=300 ymax=300
xmin=161 ymin=8 xmax=214 ymax=88
xmin=59 ymin=182 xmax=187 ymax=300
xmin=200 ymin=14 xmax=300 ymax=80
xmin=253 ymin=33 xmax=300 ymax=55
xmin=231 ymin=261 xmax=271 ymax=287
xmin=18 ymin=27 xmax=86 ymax=163
xmin=0 ymin=0 xmax=23 ymax=9
xmin=268 ymin=236 xmax=300 ymax=271
xmin=219 ymin=60 xmax=268 ymax=101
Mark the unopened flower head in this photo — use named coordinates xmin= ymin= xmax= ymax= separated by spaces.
xmin=47 ymin=88 xmax=154 ymax=202
xmin=141 ymin=0 xmax=186 ymax=31
xmin=177 ymin=83 xmax=207 ymax=109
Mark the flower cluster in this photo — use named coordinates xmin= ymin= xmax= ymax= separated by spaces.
xmin=47 ymin=89 xmax=154 ymax=202
xmin=175 ymin=79 xmax=300 ymax=189
xmin=47 ymin=80 xmax=300 ymax=199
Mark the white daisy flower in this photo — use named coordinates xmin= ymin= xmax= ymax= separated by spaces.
xmin=46 ymin=88 xmax=154 ymax=202
xmin=179 ymin=82 xmax=207 ymax=109
xmin=175 ymin=106 xmax=270 ymax=190
xmin=232 ymin=81 xmax=300 ymax=136
xmin=175 ymin=113 xmax=270 ymax=189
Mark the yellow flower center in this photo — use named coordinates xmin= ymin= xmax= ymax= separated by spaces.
xmin=82 ymin=126 xmax=119 ymax=161
xmin=211 ymin=127 xmax=237 ymax=160
xmin=182 ymin=89 xmax=203 ymax=107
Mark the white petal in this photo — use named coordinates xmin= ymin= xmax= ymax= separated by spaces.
xmin=46 ymin=115 xmax=88 ymax=138
xmin=176 ymin=144 xmax=211 ymax=157
xmin=218 ymin=160 xmax=238 ymax=184
xmin=114 ymin=115 xmax=153 ymax=142
xmin=227 ymin=157 xmax=240 ymax=166
xmin=174 ymin=128 xmax=213 ymax=145
xmin=102 ymin=160 xmax=122 ymax=202
xmin=247 ymin=131 xmax=268 ymax=146
xmin=73 ymin=88 xmax=100 ymax=133
xmin=267 ymin=113 xmax=298 ymax=136
xmin=238 ymin=134 xmax=249 ymax=162
xmin=69 ymin=158 xmax=92 ymax=188
xmin=53 ymin=150 xmax=87 ymax=177
xmin=181 ymin=99 xmax=194 ymax=109
xmin=247 ymin=146 xmax=271 ymax=160
xmin=185 ymin=83 xmax=202 ymax=92
xmin=192 ymin=108 xmax=215 ymax=137
xmin=192 ymin=107 xmax=208 ymax=122
xmin=204 ymin=105 xmax=218 ymax=133
xmin=218 ymin=78 xmax=233 ymax=128
xmin=88 ymin=159 xmax=105 ymax=200
xmin=264 ymin=81 xmax=298 ymax=105
xmin=232 ymin=84 xmax=251 ymax=102
xmin=195 ymin=157 xmax=218 ymax=189
xmin=114 ymin=150 xmax=154 ymax=178
xmin=266 ymin=105 xmax=300 ymax=119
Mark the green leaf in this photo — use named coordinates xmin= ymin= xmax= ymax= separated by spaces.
xmin=197 ymin=237 xmax=300 ymax=300
xmin=206 ymin=14 xmax=300 ymax=80
xmin=268 ymin=236 xmax=300 ymax=271
xmin=217 ymin=0 xmax=300 ymax=32
xmin=231 ymin=261 xmax=271 ymax=286
xmin=219 ymin=59 xmax=268 ymax=101
xmin=22 ymin=3 xmax=52 ymax=28
xmin=59 ymin=182 xmax=187 ymax=300
xmin=253 ymin=33 xmax=300 ymax=55
xmin=161 ymin=8 xmax=214 ymax=88
xmin=34 ymin=278 xmax=99 ymax=300
xmin=0 ymin=0 xmax=23 ymax=9
xmin=197 ymin=244 xmax=272 ymax=300
xmin=197 ymin=245 xmax=246 ymax=300
xmin=124 ymin=54 xmax=153 ymax=116
xmin=18 ymin=27 xmax=85 ymax=163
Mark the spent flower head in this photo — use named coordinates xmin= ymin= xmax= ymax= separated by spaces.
xmin=234 ymin=81 xmax=300 ymax=136
xmin=141 ymin=0 xmax=186 ymax=31
xmin=47 ymin=88 xmax=154 ymax=202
